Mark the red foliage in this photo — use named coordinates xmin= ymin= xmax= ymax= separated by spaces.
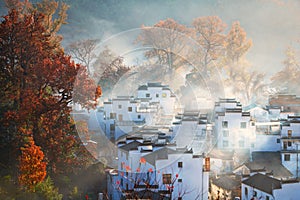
xmin=0 ymin=9 xmax=100 ymax=175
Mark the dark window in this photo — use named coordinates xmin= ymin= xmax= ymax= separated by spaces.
xmin=178 ymin=179 xmax=182 ymax=183
xmin=146 ymin=93 xmax=150 ymax=98
xmin=178 ymin=162 xmax=183 ymax=168
xmin=277 ymin=138 xmax=280 ymax=143
xmin=266 ymin=196 xmax=270 ymax=200
xmin=110 ymin=113 xmax=116 ymax=119
xmin=156 ymin=94 xmax=159 ymax=97
xmin=118 ymin=105 xmax=122 ymax=109
xmin=288 ymin=141 xmax=292 ymax=146
xmin=284 ymin=154 xmax=291 ymax=161
xmin=245 ymin=187 xmax=248 ymax=196
xmin=222 ymin=121 xmax=228 ymax=128
xmin=253 ymin=190 xmax=257 ymax=197
xmin=162 ymin=174 xmax=172 ymax=184
xmin=178 ymin=197 xmax=182 ymax=200
xmin=137 ymin=115 xmax=141 ymax=119
xmin=240 ymin=122 xmax=247 ymax=128
xmin=110 ymin=124 xmax=115 ymax=131
xmin=128 ymin=107 xmax=132 ymax=112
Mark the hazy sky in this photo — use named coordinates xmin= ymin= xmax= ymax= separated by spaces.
xmin=1 ymin=0 xmax=300 ymax=75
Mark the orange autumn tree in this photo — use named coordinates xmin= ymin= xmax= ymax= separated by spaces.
xmin=19 ymin=137 xmax=47 ymax=190
xmin=136 ymin=18 xmax=191 ymax=70
xmin=0 ymin=2 xmax=101 ymax=179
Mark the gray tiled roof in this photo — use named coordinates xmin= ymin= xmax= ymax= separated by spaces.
xmin=119 ymin=140 xmax=141 ymax=152
xmin=242 ymin=173 xmax=281 ymax=195
xmin=212 ymin=175 xmax=241 ymax=191
xmin=142 ymin=147 xmax=179 ymax=166
xmin=245 ymin=152 xmax=293 ymax=178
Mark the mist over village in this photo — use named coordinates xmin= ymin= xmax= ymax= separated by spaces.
xmin=1 ymin=0 xmax=300 ymax=199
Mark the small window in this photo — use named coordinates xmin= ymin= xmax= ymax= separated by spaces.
xmin=118 ymin=105 xmax=122 ymax=109
xmin=137 ymin=115 xmax=141 ymax=119
xmin=156 ymin=94 xmax=159 ymax=98
xmin=240 ymin=122 xmax=247 ymax=129
xmin=284 ymin=154 xmax=291 ymax=161
xmin=110 ymin=113 xmax=116 ymax=119
xmin=110 ymin=124 xmax=115 ymax=131
xmin=288 ymin=141 xmax=292 ymax=147
xmin=253 ymin=190 xmax=257 ymax=197
xmin=223 ymin=141 xmax=229 ymax=147
xmin=288 ymin=130 xmax=292 ymax=137
xmin=128 ymin=107 xmax=132 ymax=112
xmin=277 ymin=138 xmax=280 ymax=143
xmin=146 ymin=93 xmax=150 ymax=98
xmin=163 ymin=174 xmax=172 ymax=184
xmin=222 ymin=121 xmax=228 ymax=128
xmin=178 ymin=197 xmax=182 ymax=200
xmin=162 ymin=93 xmax=167 ymax=98
xmin=223 ymin=130 xmax=229 ymax=137
xmin=245 ymin=187 xmax=248 ymax=196
xmin=266 ymin=196 xmax=270 ymax=200
xmin=178 ymin=162 xmax=183 ymax=168
xmin=178 ymin=179 xmax=182 ymax=183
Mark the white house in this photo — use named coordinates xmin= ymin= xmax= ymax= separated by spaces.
xmin=243 ymin=104 xmax=269 ymax=122
xmin=280 ymin=116 xmax=300 ymax=178
xmin=242 ymin=173 xmax=300 ymax=200
xmin=137 ymin=82 xmax=176 ymax=115
xmin=214 ymin=98 xmax=256 ymax=150
xmin=95 ymin=83 xmax=177 ymax=141
xmin=108 ymin=133 xmax=210 ymax=200
xmin=252 ymin=121 xmax=281 ymax=152
xmin=171 ymin=111 xmax=213 ymax=154
xmin=97 ymin=96 xmax=160 ymax=140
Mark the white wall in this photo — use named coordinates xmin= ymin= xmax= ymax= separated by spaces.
xmin=273 ymin=182 xmax=300 ymax=200
xmin=155 ymin=153 xmax=209 ymax=200
xmin=216 ymin=112 xmax=255 ymax=150
xmin=253 ymin=134 xmax=281 ymax=152
xmin=281 ymin=153 xmax=300 ymax=177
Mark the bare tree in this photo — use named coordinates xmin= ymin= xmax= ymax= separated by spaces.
xmin=66 ymin=39 xmax=99 ymax=74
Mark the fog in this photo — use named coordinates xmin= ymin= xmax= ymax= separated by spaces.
xmin=53 ymin=0 xmax=300 ymax=75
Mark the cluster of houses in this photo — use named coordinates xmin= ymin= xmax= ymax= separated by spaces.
xmin=77 ymin=82 xmax=300 ymax=200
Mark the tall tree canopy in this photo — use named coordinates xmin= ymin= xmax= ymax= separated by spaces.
xmin=191 ymin=16 xmax=226 ymax=74
xmin=271 ymin=46 xmax=300 ymax=94
xmin=136 ymin=18 xmax=191 ymax=70
xmin=0 ymin=2 xmax=101 ymax=192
